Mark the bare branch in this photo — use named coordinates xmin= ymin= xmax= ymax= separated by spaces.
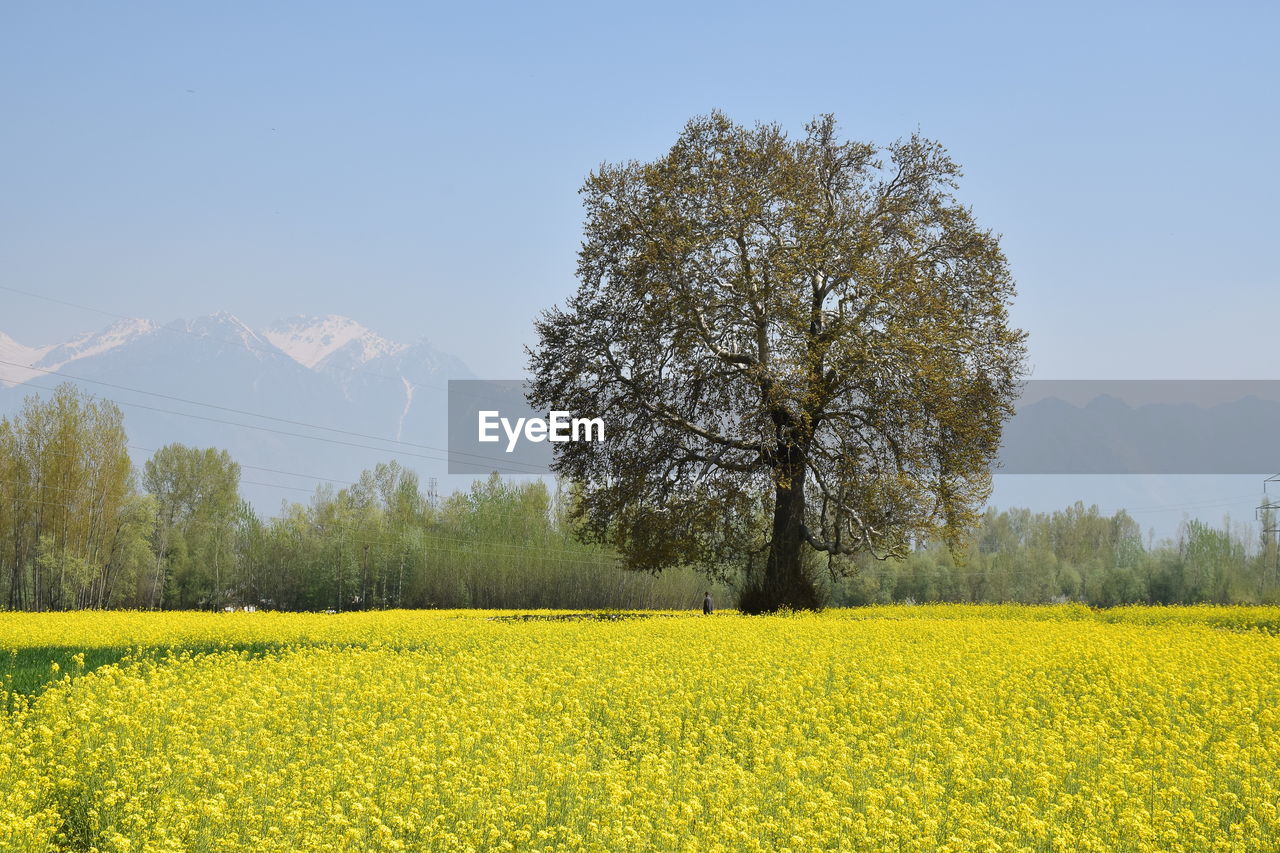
xmin=692 ymin=309 xmax=755 ymax=367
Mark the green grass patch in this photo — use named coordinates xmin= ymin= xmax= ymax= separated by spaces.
xmin=2 ymin=642 xmax=301 ymax=708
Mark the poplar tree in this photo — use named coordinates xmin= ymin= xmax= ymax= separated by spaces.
xmin=143 ymin=444 xmax=241 ymax=609
xmin=0 ymin=384 xmax=136 ymax=609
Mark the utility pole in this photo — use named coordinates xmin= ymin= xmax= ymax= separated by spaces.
xmin=1257 ymin=475 xmax=1280 ymax=595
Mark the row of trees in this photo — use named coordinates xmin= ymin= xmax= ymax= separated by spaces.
xmin=236 ymin=466 xmax=710 ymax=611
xmin=0 ymin=385 xmax=710 ymax=611
xmin=832 ymin=503 xmax=1280 ymax=607
xmin=0 ymin=385 xmax=142 ymax=609
xmin=2 ymin=385 xmax=1276 ymax=611
xmin=0 ymin=385 xmax=244 ymax=610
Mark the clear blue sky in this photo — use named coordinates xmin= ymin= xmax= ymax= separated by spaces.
xmin=2 ymin=0 xmax=1276 ymax=381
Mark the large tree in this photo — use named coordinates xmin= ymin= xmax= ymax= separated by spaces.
xmin=528 ymin=112 xmax=1028 ymax=612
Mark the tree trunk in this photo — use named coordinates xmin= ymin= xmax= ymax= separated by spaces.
xmin=361 ymin=544 xmax=370 ymax=610
xmin=740 ymin=453 xmax=821 ymax=614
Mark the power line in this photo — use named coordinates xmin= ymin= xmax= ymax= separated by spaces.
xmin=10 ymin=404 xmax=1267 ymax=532
xmin=242 ymin=479 xmax=320 ymax=494
xmin=0 ymin=474 xmax=315 ymax=497
xmin=0 ymin=481 xmax=620 ymax=567
xmin=6 ymin=312 xmax=1268 ymax=544
xmin=0 ymin=284 xmax=527 ymax=412
xmin=13 ymin=380 xmax=551 ymax=476
xmin=4 ymin=474 xmax=1273 ymax=579
xmin=0 ymin=439 xmax=357 ymax=489
xmin=1 ymin=360 xmax=551 ymax=475
xmin=11 ymin=421 xmax=1271 ymax=541
xmin=0 ymin=439 xmax=580 ymax=534
xmin=1123 ymin=494 xmax=1261 ymax=514
xmin=0 ymin=444 xmax=607 ymax=562
xmin=157 ymin=455 xmax=356 ymax=487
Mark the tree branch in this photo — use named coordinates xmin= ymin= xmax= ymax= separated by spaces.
xmin=600 ymin=347 xmax=761 ymax=451
xmin=692 ymin=309 xmax=755 ymax=367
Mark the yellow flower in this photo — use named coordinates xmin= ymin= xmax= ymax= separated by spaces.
xmin=0 ymin=607 xmax=1277 ymax=851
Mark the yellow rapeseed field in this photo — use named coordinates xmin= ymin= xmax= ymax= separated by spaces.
xmin=2 ymin=606 xmax=1278 ymax=852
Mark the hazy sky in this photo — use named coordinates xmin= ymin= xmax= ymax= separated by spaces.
xmin=3 ymin=0 xmax=1276 ymax=381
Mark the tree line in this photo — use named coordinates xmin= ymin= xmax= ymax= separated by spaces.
xmin=831 ymin=502 xmax=1279 ymax=607
xmin=0 ymin=385 xmax=709 ymax=611
xmin=2 ymin=385 xmax=1275 ymax=611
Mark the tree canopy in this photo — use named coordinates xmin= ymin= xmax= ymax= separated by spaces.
xmin=144 ymin=443 xmax=242 ymax=609
xmin=529 ymin=112 xmax=1028 ymax=612
xmin=0 ymin=383 xmax=141 ymax=609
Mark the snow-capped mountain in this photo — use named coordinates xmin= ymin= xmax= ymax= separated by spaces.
xmin=0 ymin=313 xmax=475 ymax=511
xmin=42 ymin=318 xmax=159 ymax=369
xmin=262 ymin=315 xmax=473 ymax=442
xmin=0 ymin=313 xmax=465 ymax=387
xmin=265 ymin=315 xmax=407 ymax=370
xmin=0 ymin=318 xmax=157 ymax=387
xmin=179 ymin=312 xmax=279 ymax=358
xmin=0 ymin=332 xmax=52 ymax=386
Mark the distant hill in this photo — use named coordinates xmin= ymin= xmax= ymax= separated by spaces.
xmin=999 ymin=389 xmax=1280 ymax=474
xmin=0 ymin=313 xmax=473 ymax=512
xmin=4 ymin=328 xmax=1275 ymax=527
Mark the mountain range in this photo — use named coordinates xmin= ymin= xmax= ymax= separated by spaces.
xmin=1 ymin=318 xmax=1274 ymax=531
xmin=0 ymin=313 xmax=474 ymax=512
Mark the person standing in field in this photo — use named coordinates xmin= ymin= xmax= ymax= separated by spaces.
xmin=703 ymin=591 xmax=713 ymax=615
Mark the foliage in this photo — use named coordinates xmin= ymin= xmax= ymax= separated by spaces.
xmin=529 ymin=112 xmax=1027 ymax=612
xmin=239 ymin=470 xmax=715 ymax=613
xmin=834 ymin=503 xmax=1280 ymax=608
xmin=3 ymin=608 xmax=1280 ymax=851
xmin=0 ymin=384 xmax=134 ymax=609
xmin=3 ymin=386 xmax=1275 ymax=614
xmin=144 ymin=443 xmax=242 ymax=609
xmin=0 ymin=387 xmax=716 ymax=612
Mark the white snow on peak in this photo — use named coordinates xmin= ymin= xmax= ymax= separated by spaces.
xmin=265 ymin=315 xmax=406 ymax=370
xmin=0 ymin=319 xmax=156 ymax=387
xmin=175 ymin=312 xmax=286 ymax=358
xmin=0 ymin=333 xmax=53 ymax=387
xmin=187 ymin=312 xmax=260 ymax=340
xmin=38 ymin=319 xmax=158 ymax=369
xmin=1 ymin=312 xmax=433 ymax=389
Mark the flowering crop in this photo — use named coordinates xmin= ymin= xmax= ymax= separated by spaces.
xmin=2 ymin=608 xmax=1279 ymax=851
